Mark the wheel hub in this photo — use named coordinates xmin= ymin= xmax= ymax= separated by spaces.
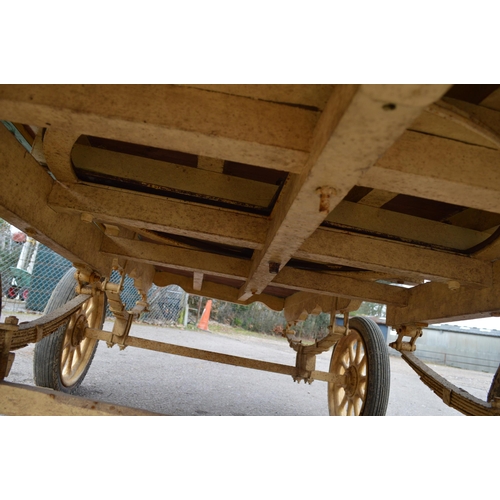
xmin=70 ymin=313 xmax=88 ymax=346
xmin=344 ymin=365 xmax=359 ymax=397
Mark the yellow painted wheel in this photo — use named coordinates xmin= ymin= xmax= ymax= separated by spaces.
xmin=328 ymin=317 xmax=390 ymax=416
xmin=34 ymin=268 xmax=105 ymax=393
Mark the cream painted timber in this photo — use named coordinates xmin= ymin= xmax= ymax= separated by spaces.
xmin=0 ymin=125 xmax=111 ymax=276
xmin=283 ymin=292 xmax=359 ymax=324
xmin=239 ymin=84 xmax=451 ymax=300
xmin=359 ymin=130 xmax=500 ymax=214
xmin=357 ymin=189 xmax=398 ymax=208
xmin=298 ymin=228 xmax=492 ymax=288
xmin=442 ymin=97 xmax=500 ymax=136
xmin=72 ymin=143 xmax=278 ymax=208
xmin=43 ymin=127 xmax=80 ymax=183
xmin=193 ymin=272 xmax=204 ymax=291
xmin=100 ymin=236 xmax=251 ymax=280
xmin=480 ymin=89 xmax=500 ymax=111
xmin=386 ymin=262 xmax=500 ymax=324
xmin=0 ymin=84 xmax=319 ymax=173
xmin=0 ymin=381 xmax=160 ymax=416
xmin=183 ymin=84 xmax=335 ymax=110
xmin=48 ymin=179 xmax=491 ymax=287
xmin=326 ymin=200 xmax=491 ymax=250
xmin=154 ymin=271 xmax=284 ymax=312
xmin=48 ymin=182 xmax=269 ymax=249
xmin=273 ymin=268 xmax=408 ymax=306
xmin=100 ymin=236 xmax=408 ymax=306
xmin=410 ymin=102 xmax=500 ymax=150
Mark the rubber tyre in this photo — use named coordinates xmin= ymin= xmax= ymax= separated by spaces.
xmin=487 ymin=364 xmax=500 ymax=402
xmin=328 ymin=316 xmax=390 ymax=416
xmin=33 ymin=268 xmax=104 ymax=394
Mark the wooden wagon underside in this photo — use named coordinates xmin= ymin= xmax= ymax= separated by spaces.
xmin=1 ymin=84 xmax=500 ymax=328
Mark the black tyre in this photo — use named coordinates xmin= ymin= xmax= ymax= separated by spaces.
xmin=487 ymin=364 xmax=500 ymax=402
xmin=328 ymin=316 xmax=390 ymax=416
xmin=33 ymin=268 xmax=105 ymax=393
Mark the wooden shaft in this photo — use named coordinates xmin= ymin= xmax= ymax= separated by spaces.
xmin=85 ymin=328 xmax=335 ymax=383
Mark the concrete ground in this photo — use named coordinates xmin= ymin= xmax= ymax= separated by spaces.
xmin=4 ymin=314 xmax=496 ymax=416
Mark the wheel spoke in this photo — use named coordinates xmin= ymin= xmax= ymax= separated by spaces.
xmin=355 ymin=342 xmax=364 ymax=364
xmin=61 ymin=346 xmax=70 ymax=367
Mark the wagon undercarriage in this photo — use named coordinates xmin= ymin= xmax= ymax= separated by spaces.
xmin=1 ymin=84 xmax=500 ymax=415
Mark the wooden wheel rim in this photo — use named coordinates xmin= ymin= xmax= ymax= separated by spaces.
xmin=60 ymin=294 xmax=102 ymax=387
xmin=328 ymin=330 xmax=368 ymax=416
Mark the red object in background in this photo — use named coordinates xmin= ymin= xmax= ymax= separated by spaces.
xmin=12 ymin=232 xmax=26 ymax=243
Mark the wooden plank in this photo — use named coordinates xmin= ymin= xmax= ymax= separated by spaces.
xmin=239 ymin=85 xmax=451 ymax=300
xmin=357 ymin=189 xmax=397 ymax=208
xmin=0 ymin=381 xmax=161 ymax=416
xmin=153 ymin=271 xmax=284 ymax=312
xmin=359 ymin=130 xmax=500 ymax=214
xmin=326 ymin=200 xmax=491 ymax=250
xmin=273 ymin=267 xmax=408 ymax=306
xmin=386 ymin=262 xmax=500 ymax=325
xmin=299 ymin=228 xmax=493 ymax=288
xmin=100 ymin=236 xmax=251 ymax=280
xmin=100 ymin=236 xmax=409 ymax=306
xmin=0 ymin=125 xmax=112 ymax=276
xmin=72 ymin=143 xmax=278 ymax=209
xmin=43 ymin=127 xmax=80 ymax=183
xmin=0 ymin=84 xmax=319 ymax=173
xmin=48 ymin=182 xmax=269 ymax=250
xmin=182 ymin=84 xmax=335 ymax=110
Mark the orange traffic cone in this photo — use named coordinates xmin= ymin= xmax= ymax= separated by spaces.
xmin=197 ymin=299 xmax=212 ymax=331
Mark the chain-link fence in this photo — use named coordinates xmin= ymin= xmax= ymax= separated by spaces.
xmin=0 ymin=220 xmax=186 ymax=325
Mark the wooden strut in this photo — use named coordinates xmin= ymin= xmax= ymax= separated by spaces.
xmin=401 ymin=352 xmax=500 ymax=416
xmin=84 ymin=328 xmax=337 ymax=384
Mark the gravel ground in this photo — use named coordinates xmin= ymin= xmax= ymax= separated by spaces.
xmin=4 ymin=313 xmax=496 ymax=416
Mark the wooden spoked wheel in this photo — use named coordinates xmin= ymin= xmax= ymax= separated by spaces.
xmin=328 ymin=316 xmax=390 ymax=416
xmin=59 ymin=295 xmax=103 ymax=387
xmin=34 ymin=268 xmax=105 ymax=394
xmin=328 ymin=330 xmax=367 ymax=415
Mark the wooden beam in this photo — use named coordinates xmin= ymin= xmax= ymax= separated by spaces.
xmin=100 ymin=236 xmax=251 ymax=280
xmin=386 ymin=262 xmax=500 ymax=324
xmin=153 ymin=271 xmax=284 ymax=312
xmin=0 ymin=84 xmax=320 ymax=173
xmin=48 ymin=183 xmax=269 ymax=250
xmin=183 ymin=84 xmax=335 ymax=110
xmin=72 ymin=143 xmax=278 ymax=209
xmin=43 ymin=127 xmax=79 ymax=183
xmin=0 ymin=125 xmax=111 ymax=276
xmin=326 ymin=200 xmax=491 ymax=250
xmin=298 ymin=228 xmax=493 ymax=288
xmin=0 ymin=381 xmax=160 ymax=416
xmin=273 ymin=268 xmax=408 ymax=306
xmin=239 ymin=85 xmax=451 ymax=300
xmin=359 ymin=130 xmax=500 ymax=214
xmin=101 ymin=236 xmax=408 ymax=306
xmin=193 ymin=272 xmax=204 ymax=291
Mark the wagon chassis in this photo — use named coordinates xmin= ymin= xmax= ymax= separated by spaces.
xmin=1 ymin=84 xmax=500 ymax=415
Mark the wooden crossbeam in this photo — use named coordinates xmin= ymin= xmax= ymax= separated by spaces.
xmin=0 ymin=84 xmax=320 ymax=173
xmin=238 ymin=85 xmax=451 ymax=301
xmin=0 ymin=124 xmax=111 ymax=275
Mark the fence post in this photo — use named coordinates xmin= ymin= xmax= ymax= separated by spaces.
xmin=183 ymin=293 xmax=189 ymax=328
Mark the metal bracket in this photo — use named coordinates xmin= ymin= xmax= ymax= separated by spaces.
xmin=287 ymin=312 xmax=347 ymax=384
xmin=389 ymin=323 xmax=427 ymax=352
